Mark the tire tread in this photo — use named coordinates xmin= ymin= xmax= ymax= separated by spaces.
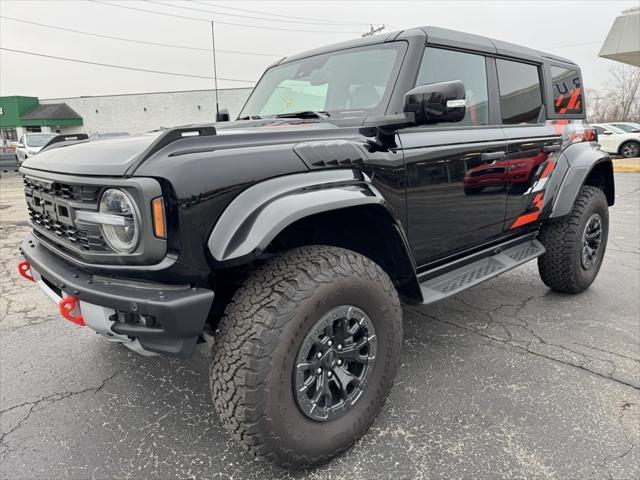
xmin=210 ymin=245 xmax=402 ymax=468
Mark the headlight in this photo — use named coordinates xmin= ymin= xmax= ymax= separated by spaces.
xmin=99 ymin=189 xmax=140 ymax=253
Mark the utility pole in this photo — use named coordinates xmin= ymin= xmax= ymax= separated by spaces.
xmin=361 ymin=24 xmax=386 ymax=37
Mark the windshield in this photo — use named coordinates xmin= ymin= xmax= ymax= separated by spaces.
xmin=25 ymin=133 xmax=57 ymax=147
xmin=239 ymin=42 xmax=407 ymax=119
xmin=612 ymin=123 xmax=640 ymax=133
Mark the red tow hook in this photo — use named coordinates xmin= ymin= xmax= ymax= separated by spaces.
xmin=17 ymin=261 xmax=35 ymax=282
xmin=59 ymin=297 xmax=85 ymax=326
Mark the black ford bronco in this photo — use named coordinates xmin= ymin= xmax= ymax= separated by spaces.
xmin=18 ymin=27 xmax=613 ymax=468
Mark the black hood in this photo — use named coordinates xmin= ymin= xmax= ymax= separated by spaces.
xmin=21 ymin=119 xmax=352 ymax=177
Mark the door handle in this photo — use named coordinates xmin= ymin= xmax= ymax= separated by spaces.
xmin=480 ymin=151 xmax=506 ymax=162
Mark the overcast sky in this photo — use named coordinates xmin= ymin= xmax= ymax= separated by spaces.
xmin=0 ymin=0 xmax=637 ymax=99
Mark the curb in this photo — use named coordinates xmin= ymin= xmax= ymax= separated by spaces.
xmin=612 ymin=157 xmax=640 ymax=173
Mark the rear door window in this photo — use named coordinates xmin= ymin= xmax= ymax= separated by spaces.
xmin=551 ymin=66 xmax=583 ymax=114
xmin=415 ymin=47 xmax=489 ymax=126
xmin=496 ymin=59 xmax=543 ymax=124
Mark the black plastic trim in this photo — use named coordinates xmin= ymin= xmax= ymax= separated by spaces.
xmin=21 ymin=233 xmax=214 ymax=357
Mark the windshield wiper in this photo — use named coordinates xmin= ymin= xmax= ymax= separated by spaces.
xmin=238 ymin=115 xmax=262 ymax=120
xmin=274 ymin=110 xmax=330 ymax=120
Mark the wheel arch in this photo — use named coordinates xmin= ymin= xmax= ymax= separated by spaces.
xmin=547 ymin=144 xmax=614 ymax=220
xmin=207 ymin=169 xmax=422 ymax=303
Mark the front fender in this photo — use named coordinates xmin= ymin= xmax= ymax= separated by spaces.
xmin=208 ymin=169 xmax=390 ymax=264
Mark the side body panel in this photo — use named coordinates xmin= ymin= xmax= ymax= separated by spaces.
xmin=399 ymin=127 xmax=508 ymax=265
xmin=502 ymin=124 xmax=562 ymax=229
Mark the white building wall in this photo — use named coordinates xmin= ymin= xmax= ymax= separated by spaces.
xmin=40 ymin=88 xmax=252 ymax=136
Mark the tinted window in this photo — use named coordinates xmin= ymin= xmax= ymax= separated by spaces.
xmin=497 ymin=59 xmax=542 ymax=124
xmin=415 ymin=47 xmax=489 ymax=126
xmin=592 ymin=126 xmax=606 ymax=135
xmin=551 ymin=66 xmax=583 ymax=114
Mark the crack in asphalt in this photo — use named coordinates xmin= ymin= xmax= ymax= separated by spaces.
xmin=602 ymin=402 xmax=638 ymax=480
xmin=408 ymin=302 xmax=640 ymax=391
xmin=0 ymin=368 xmax=128 ymax=459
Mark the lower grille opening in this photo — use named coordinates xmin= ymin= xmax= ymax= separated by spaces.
xmin=41 ymin=276 xmax=62 ymax=298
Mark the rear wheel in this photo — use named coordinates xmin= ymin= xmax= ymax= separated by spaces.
xmin=537 ymin=186 xmax=609 ymax=293
xmin=210 ymin=246 xmax=403 ymax=468
xmin=619 ymin=141 xmax=639 ymax=158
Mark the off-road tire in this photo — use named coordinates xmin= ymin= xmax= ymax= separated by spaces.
xmin=537 ymin=185 xmax=608 ymax=293
xmin=210 ymin=246 xmax=403 ymax=469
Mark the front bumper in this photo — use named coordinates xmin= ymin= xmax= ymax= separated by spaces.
xmin=20 ymin=233 xmax=214 ymax=357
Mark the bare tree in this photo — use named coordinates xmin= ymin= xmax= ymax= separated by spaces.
xmin=585 ymin=88 xmax=608 ymax=123
xmin=604 ymin=64 xmax=640 ymax=122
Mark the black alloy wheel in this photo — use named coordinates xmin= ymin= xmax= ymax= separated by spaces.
xmin=294 ymin=305 xmax=377 ymax=422
xmin=581 ymin=213 xmax=602 ymax=270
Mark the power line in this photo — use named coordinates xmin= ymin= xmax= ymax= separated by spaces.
xmin=0 ymin=47 xmax=256 ymax=83
xmin=145 ymin=0 xmax=361 ymax=33
xmin=178 ymin=0 xmax=367 ymax=27
xmin=90 ymin=0 xmax=360 ymax=34
xmin=190 ymin=0 xmax=368 ymax=26
xmin=0 ymin=15 xmax=284 ymax=57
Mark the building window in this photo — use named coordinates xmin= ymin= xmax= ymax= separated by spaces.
xmin=415 ymin=47 xmax=489 ymax=126
xmin=496 ymin=59 xmax=543 ymax=124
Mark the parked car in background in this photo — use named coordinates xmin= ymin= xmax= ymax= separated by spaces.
xmin=605 ymin=122 xmax=640 ymax=134
xmin=592 ymin=123 xmax=640 ymax=158
xmin=16 ymin=132 xmax=58 ymax=164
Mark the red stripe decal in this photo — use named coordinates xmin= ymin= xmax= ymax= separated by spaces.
xmin=540 ymin=159 xmax=556 ymax=179
xmin=511 ymin=193 xmax=544 ymax=228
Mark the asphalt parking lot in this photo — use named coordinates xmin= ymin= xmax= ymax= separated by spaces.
xmin=1 ymin=171 xmax=638 ymax=480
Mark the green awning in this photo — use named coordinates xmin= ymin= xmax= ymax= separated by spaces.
xmin=20 ymin=103 xmax=83 ymax=127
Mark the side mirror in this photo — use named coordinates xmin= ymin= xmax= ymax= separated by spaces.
xmin=404 ymin=80 xmax=466 ymax=125
xmin=17 ymin=143 xmax=25 ymax=148
xmin=216 ymin=108 xmax=230 ymax=122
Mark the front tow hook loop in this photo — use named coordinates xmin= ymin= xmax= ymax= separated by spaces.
xmin=18 ymin=261 xmax=35 ymax=282
xmin=59 ymin=297 xmax=85 ymax=326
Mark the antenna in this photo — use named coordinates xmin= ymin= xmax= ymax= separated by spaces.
xmin=210 ymin=21 xmax=220 ymax=120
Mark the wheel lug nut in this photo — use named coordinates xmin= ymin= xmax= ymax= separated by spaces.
xmin=316 ymin=368 xmax=322 ymax=374
xmin=327 ymin=371 xmax=333 ymax=378
xmin=327 ymin=340 xmax=333 ymax=347
xmin=337 ymin=344 xmax=342 ymax=351
xmin=316 ymin=352 xmax=322 ymax=359
xmin=337 ymin=359 xmax=343 ymax=366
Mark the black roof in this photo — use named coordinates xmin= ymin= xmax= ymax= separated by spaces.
xmin=22 ymin=103 xmax=82 ymax=121
xmin=278 ymin=26 xmax=576 ymax=67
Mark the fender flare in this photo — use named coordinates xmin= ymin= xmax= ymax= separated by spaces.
xmin=547 ymin=142 xmax=614 ymax=220
xmin=208 ymin=169 xmax=405 ymax=265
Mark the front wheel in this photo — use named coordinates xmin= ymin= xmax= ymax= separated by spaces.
xmin=210 ymin=246 xmax=403 ymax=468
xmin=537 ymin=185 xmax=609 ymax=293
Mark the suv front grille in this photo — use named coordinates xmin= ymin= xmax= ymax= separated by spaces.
xmin=23 ymin=175 xmax=110 ymax=254
xmin=28 ymin=209 xmax=109 ymax=252
xmin=23 ymin=176 xmax=100 ymax=202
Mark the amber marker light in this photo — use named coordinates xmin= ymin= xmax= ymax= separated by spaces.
xmin=151 ymin=197 xmax=166 ymax=238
